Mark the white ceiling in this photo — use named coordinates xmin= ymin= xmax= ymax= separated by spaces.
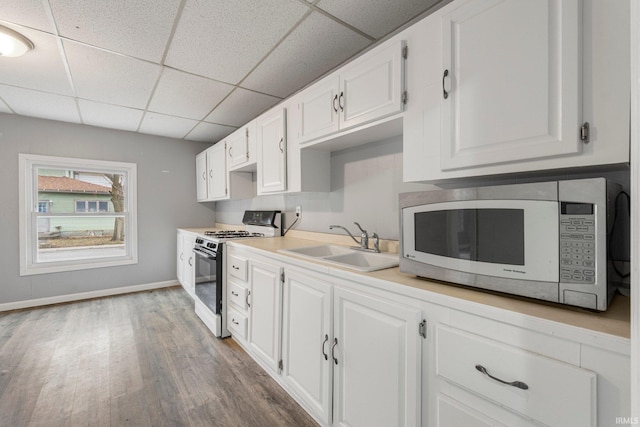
xmin=0 ymin=0 xmax=440 ymax=143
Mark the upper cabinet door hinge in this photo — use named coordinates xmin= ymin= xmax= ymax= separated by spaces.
xmin=280 ymin=271 xmax=285 ymax=283
xmin=402 ymin=45 xmax=408 ymax=59
xmin=419 ymin=319 xmax=427 ymax=339
xmin=278 ymin=359 xmax=284 ymax=372
xmin=402 ymin=91 xmax=408 ymax=105
xmin=580 ymin=122 xmax=590 ymax=144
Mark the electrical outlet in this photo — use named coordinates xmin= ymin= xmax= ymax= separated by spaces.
xmin=295 ymin=206 xmax=301 ymax=217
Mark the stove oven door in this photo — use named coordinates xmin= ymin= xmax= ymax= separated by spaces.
xmin=192 ymin=246 xmax=222 ymax=316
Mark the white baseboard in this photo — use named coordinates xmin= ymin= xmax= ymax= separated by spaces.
xmin=0 ymin=280 xmax=179 ymax=312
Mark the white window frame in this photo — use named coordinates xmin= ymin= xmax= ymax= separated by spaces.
xmin=19 ymin=154 xmax=138 ymax=276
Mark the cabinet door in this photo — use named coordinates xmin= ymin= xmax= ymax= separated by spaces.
xmin=333 ymin=287 xmax=421 ymax=427
xmin=281 ymin=269 xmax=333 ymax=425
xmin=181 ymin=233 xmax=196 ymax=296
xmin=339 ymin=40 xmax=405 ymax=131
xmin=440 ymin=0 xmax=581 ymax=170
xmin=298 ymin=77 xmax=340 ymax=144
xmin=227 ymin=127 xmax=249 ymax=169
xmin=176 ymin=233 xmax=185 ymax=284
xmin=195 ymin=151 xmax=208 ymax=201
xmin=227 ymin=121 xmax=256 ymax=170
xmin=206 ymin=142 xmax=227 ymax=200
xmin=248 ymin=259 xmax=283 ymax=372
xmin=257 ymin=108 xmax=287 ymax=194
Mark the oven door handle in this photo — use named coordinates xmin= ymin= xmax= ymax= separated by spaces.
xmin=192 ymin=247 xmax=217 ymax=259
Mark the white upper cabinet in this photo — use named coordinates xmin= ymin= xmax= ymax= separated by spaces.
xmin=195 ymin=150 xmax=208 ymax=201
xmin=298 ymin=39 xmax=406 ymax=146
xmin=206 ymin=141 xmax=227 ymax=200
xmin=257 ymin=107 xmax=287 ymax=194
xmin=227 ymin=120 xmax=257 ymax=171
xmin=404 ymin=0 xmax=630 ymax=182
xmin=440 ymin=0 xmax=582 ymax=170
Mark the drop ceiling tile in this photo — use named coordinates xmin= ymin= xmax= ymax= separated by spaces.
xmin=317 ymin=0 xmax=437 ymax=39
xmin=242 ymin=12 xmax=370 ymax=98
xmin=48 ymin=0 xmax=182 ymax=62
xmin=0 ymin=2 xmax=55 ymax=33
xmin=165 ymin=0 xmax=309 ymax=84
xmin=148 ymin=68 xmax=234 ymax=120
xmin=205 ymin=88 xmax=280 ymax=127
xmin=0 ymin=85 xmax=80 ymax=123
xmin=139 ymin=112 xmax=198 ymax=140
xmin=64 ymin=40 xmax=161 ymax=109
xmin=0 ymin=98 xmax=12 ymax=114
xmin=0 ymin=24 xmax=74 ymax=96
xmin=186 ymin=122 xmax=236 ymax=143
xmin=78 ymin=99 xmax=144 ymax=132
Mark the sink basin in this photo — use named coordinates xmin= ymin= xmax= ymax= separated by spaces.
xmin=278 ymin=245 xmax=399 ymax=272
xmin=282 ymin=244 xmax=354 ymax=258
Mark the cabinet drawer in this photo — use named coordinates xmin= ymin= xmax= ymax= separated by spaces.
xmin=227 ymin=307 xmax=248 ymax=340
xmin=229 ymin=282 xmax=248 ymax=310
xmin=436 ymin=325 xmax=596 ymax=427
xmin=228 ymin=254 xmax=248 ymax=282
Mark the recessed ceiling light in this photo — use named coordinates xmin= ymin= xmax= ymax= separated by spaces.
xmin=0 ymin=25 xmax=34 ymax=58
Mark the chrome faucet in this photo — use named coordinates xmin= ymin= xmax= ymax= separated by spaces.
xmin=329 ymin=222 xmax=380 ymax=253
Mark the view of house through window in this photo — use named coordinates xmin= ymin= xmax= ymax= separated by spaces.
xmin=36 ymin=168 xmax=126 ymax=260
xmin=20 ymin=154 xmax=137 ymax=275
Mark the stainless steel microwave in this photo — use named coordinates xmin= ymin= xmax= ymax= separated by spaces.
xmin=399 ymin=178 xmax=621 ymax=310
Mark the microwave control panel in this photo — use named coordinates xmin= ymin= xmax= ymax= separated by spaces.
xmin=559 ymin=202 xmax=595 ymax=284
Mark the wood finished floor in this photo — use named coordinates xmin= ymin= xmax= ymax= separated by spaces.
xmin=0 ymin=287 xmax=318 ymax=427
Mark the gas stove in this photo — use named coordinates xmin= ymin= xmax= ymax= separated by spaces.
xmin=193 ymin=210 xmax=281 ymax=338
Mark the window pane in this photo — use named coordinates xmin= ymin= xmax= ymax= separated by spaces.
xmin=37 ymin=168 xmax=119 ymax=214
xmin=37 ymin=215 xmax=127 ymax=263
xmin=22 ymin=154 xmax=137 ymax=276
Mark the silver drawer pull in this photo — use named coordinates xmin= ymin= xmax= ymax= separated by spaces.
xmin=231 ymin=291 xmax=239 ymax=297
xmin=475 ymin=365 xmax=529 ymax=390
xmin=232 ymin=265 xmax=240 ymax=270
xmin=322 ymin=334 xmax=329 ymax=361
xmin=232 ymin=318 xmax=239 ymax=325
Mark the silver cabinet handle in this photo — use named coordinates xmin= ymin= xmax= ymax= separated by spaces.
xmin=332 ymin=94 xmax=338 ymax=112
xmin=231 ymin=291 xmax=239 ymax=297
xmin=442 ymin=69 xmax=449 ymax=99
xmin=331 ymin=337 xmax=338 ymax=365
xmin=338 ymin=92 xmax=344 ymax=111
xmin=188 ymin=256 xmax=193 ymax=267
xmin=202 ymin=171 xmax=206 ymax=180
xmin=231 ymin=318 xmax=239 ymax=325
xmin=229 ymin=146 xmax=233 ymax=157
xmin=232 ymin=265 xmax=240 ymax=270
xmin=475 ymin=365 xmax=529 ymax=390
xmin=209 ymin=169 xmax=213 ymax=178
xmin=246 ymin=290 xmax=251 ymax=307
xmin=322 ymin=334 xmax=329 ymax=361
xmin=278 ymin=138 xmax=284 ymax=153
xmin=180 ymin=253 xmax=184 ymax=261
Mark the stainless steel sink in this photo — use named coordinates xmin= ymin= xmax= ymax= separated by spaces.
xmin=278 ymin=245 xmax=399 ymax=272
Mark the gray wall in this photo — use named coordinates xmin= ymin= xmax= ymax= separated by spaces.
xmin=0 ymin=113 xmax=216 ymax=305
xmin=215 ymin=136 xmax=437 ymax=239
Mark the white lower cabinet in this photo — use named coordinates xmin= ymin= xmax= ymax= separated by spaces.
xmin=332 ymin=285 xmax=422 ymax=427
xmin=281 ymin=268 xmax=333 ymax=424
xmin=176 ymin=230 xmax=195 ymax=297
xmin=226 ymin=245 xmax=630 ymax=427
xmin=281 ymin=268 xmax=422 ymax=427
xmin=248 ymin=258 xmax=283 ymax=373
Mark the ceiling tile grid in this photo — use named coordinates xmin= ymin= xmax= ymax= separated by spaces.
xmin=0 ymin=0 xmax=439 ymax=142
